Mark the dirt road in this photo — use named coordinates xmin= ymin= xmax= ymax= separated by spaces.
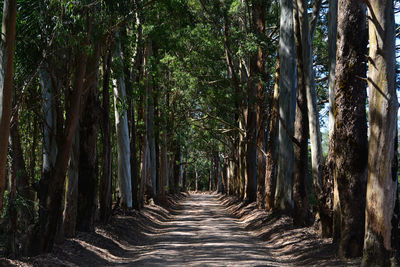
xmin=132 ymin=193 xmax=283 ymax=266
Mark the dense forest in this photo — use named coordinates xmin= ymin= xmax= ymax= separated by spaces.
xmin=0 ymin=0 xmax=398 ymax=266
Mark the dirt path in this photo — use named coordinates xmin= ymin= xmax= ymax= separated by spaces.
xmin=2 ymin=193 xmax=360 ymax=266
xmin=133 ymin=193 xmax=283 ymax=266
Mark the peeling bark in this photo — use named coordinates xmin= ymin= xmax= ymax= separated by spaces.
xmin=362 ymin=1 xmax=398 ymax=265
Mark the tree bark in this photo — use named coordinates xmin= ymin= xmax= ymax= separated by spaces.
xmin=100 ymin=48 xmax=113 ymax=222
xmin=275 ymin=0 xmax=296 ymax=212
xmin=0 ymin=0 xmax=17 ymax=214
xmin=296 ymin=0 xmax=325 ymax=230
xmin=293 ymin=1 xmax=310 ymax=226
xmin=253 ymin=0 xmax=266 ymax=209
xmin=76 ymin=45 xmax=100 ymax=232
xmin=264 ymin=58 xmax=279 ymax=211
xmin=333 ymin=0 xmax=368 ymax=258
xmin=323 ymin=0 xmax=338 ymax=239
xmin=362 ymin=1 xmax=398 ymax=265
xmin=39 ymin=48 xmax=88 ymax=253
xmin=63 ymin=126 xmax=79 ymax=238
xmin=113 ymin=33 xmax=132 ymax=209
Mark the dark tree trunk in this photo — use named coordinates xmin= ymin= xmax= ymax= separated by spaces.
xmin=333 ymin=0 xmax=368 ymax=258
xmin=252 ymin=0 xmax=266 ymax=209
xmin=38 ymin=49 xmax=88 ymax=253
xmin=173 ymin=142 xmax=181 ymax=193
xmin=99 ymin=49 xmax=113 ymax=223
xmin=77 ymin=46 xmax=100 ymax=232
xmin=0 ymin=0 xmax=17 ymax=214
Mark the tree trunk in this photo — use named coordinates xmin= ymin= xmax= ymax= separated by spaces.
xmin=77 ymin=46 xmax=100 ymax=232
xmin=113 ymin=33 xmax=132 ymax=209
xmin=322 ymin=0 xmax=338 ymax=239
xmin=10 ymin=112 xmax=33 ymax=218
xmin=362 ymin=1 xmax=398 ymax=265
xmin=63 ymin=126 xmax=79 ymax=237
xmin=275 ymin=0 xmax=296 ymax=212
xmin=0 ymin=0 xmax=17 ymax=214
xmin=38 ymin=48 xmax=88 ymax=253
xmin=253 ymin=0 xmax=266 ymax=209
xmin=293 ymin=1 xmax=310 ymax=226
xmin=333 ymin=0 xmax=368 ymax=258
xmin=195 ymin=163 xmax=198 ymax=192
xmin=265 ymin=58 xmax=279 ymax=211
xmin=296 ymin=0 xmax=325 ymax=229
xmin=8 ymin=111 xmax=31 ymax=256
xmin=100 ymin=48 xmax=113 ymax=222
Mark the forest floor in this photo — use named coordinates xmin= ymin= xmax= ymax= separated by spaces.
xmin=1 ymin=192 xmax=361 ymax=266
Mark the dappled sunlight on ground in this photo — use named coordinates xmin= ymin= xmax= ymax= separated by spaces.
xmin=1 ymin=193 xmax=360 ymax=266
xmin=219 ymin=194 xmax=361 ymax=267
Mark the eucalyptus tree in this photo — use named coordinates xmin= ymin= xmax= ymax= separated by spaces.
xmin=0 ymin=0 xmax=17 ymax=214
xmin=113 ymin=33 xmax=133 ymax=209
xmin=274 ymin=0 xmax=296 ymax=212
xmin=293 ymin=0 xmax=310 ymax=226
xmin=362 ymin=1 xmax=398 ymax=265
xmin=332 ymin=0 xmax=368 ymax=257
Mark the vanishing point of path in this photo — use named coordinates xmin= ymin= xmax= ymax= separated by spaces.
xmin=134 ymin=193 xmax=283 ymax=266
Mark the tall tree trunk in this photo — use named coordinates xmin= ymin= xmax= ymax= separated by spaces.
xmin=63 ymin=126 xmax=79 ymax=237
xmin=10 ymin=112 xmax=33 ymax=217
xmin=333 ymin=0 xmax=368 ymax=258
xmin=275 ymin=0 xmax=296 ymax=212
xmin=8 ymin=111 xmax=31 ymax=256
xmin=296 ymin=0 xmax=325 ymax=229
xmin=100 ymin=48 xmax=113 ymax=222
xmin=77 ymin=45 xmax=100 ymax=232
xmin=293 ymin=1 xmax=310 ymax=226
xmin=253 ymin=0 xmax=266 ymax=209
xmin=129 ymin=100 xmax=139 ymax=209
xmin=113 ymin=33 xmax=132 ymax=209
xmin=0 ymin=0 xmax=17 ymax=214
xmin=264 ymin=58 xmax=279 ymax=211
xmin=38 ymin=48 xmax=89 ymax=253
xmin=195 ymin=163 xmax=198 ymax=192
xmin=362 ymin=1 xmax=398 ymax=265
xmin=323 ymin=0 xmax=338 ymax=239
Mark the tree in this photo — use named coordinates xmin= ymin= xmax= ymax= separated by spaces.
xmin=362 ymin=1 xmax=398 ymax=265
xmin=332 ymin=0 xmax=368 ymax=257
xmin=0 ymin=0 xmax=17 ymax=214
xmin=275 ymin=0 xmax=296 ymax=212
xmin=77 ymin=43 xmax=101 ymax=232
xmin=113 ymin=33 xmax=133 ymax=209
xmin=99 ymin=45 xmax=113 ymax=222
xmin=293 ymin=0 xmax=310 ymax=226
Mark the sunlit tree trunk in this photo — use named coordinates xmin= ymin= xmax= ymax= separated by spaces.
xmin=275 ymin=0 xmax=296 ymax=212
xmin=113 ymin=33 xmax=132 ymax=209
xmin=296 ymin=0 xmax=325 ymax=230
xmin=362 ymin=1 xmax=398 ymax=265
xmin=0 ymin=0 xmax=17 ymax=214
xmin=324 ymin=0 xmax=337 ymax=239
xmin=333 ymin=0 xmax=367 ymax=257
xmin=293 ymin=1 xmax=310 ymax=226
xmin=265 ymin=58 xmax=279 ymax=211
